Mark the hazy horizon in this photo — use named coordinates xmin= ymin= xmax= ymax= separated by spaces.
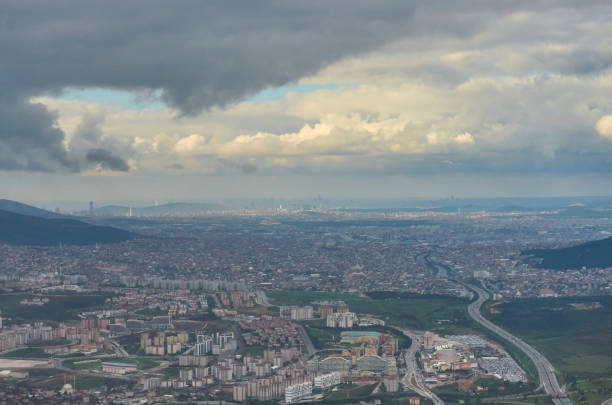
xmin=6 ymin=193 xmax=612 ymax=214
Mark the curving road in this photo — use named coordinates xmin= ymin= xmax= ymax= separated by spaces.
xmin=400 ymin=329 xmax=444 ymax=405
xmin=467 ymin=283 xmax=570 ymax=405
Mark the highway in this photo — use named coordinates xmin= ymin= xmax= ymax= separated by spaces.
xmin=466 ymin=283 xmax=571 ymax=405
xmin=111 ymin=340 xmax=130 ymax=357
xmin=296 ymin=324 xmax=315 ymax=358
xmin=399 ymin=329 xmax=445 ymax=405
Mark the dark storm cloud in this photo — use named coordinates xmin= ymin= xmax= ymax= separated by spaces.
xmin=0 ymin=0 xmax=424 ymax=171
xmin=68 ymin=115 xmax=133 ymax=172
xmin=0 ymin=97 xmax=77 ymax=172
xmin=0 ymin=1 xmax=425 ymax=111
xmin=85 ymin=148 xmax=130 ymax=172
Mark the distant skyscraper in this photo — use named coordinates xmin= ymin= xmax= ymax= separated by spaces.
xmin=89 ymin=201 xmax=94 ymax=216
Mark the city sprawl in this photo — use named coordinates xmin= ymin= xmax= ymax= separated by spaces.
xmin=0 ymin=207 xmax=610 ymax=404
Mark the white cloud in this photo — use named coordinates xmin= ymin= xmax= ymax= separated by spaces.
xmin=454 ymin=132 xmax=475 ymax=144
xmin=596 ymin=115 xmax=612 ymax=139
xmin=174 ymin=134 xmax=209 ymax=155
xmin=33 ymin=71 xmax=612 ymax=176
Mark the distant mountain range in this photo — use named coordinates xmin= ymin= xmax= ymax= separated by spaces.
xmin=0 ymin=199 xmax=137 ymax=246
xmin=79 ymin=202 xmax=218 ymax=217
xmin=525 ymin=236 xmax=612 ymax=270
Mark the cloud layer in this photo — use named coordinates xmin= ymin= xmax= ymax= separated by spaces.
xmin=2 ymin=1 xmax=612 ymax=197
xmin=1 ymin=0 xmax=421 ymax=172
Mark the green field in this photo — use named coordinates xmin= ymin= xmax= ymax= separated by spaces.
xmin=302 ymin=321 xmax=343 ymax=349
xmin=74 ymin=376 xmax=130 ymax=390
xmin=571 ymin=379 xmax=612 ymax=405
xmin=485 ymin=296 xmax=612 ymax=404
xmin=163 ymin=365 xmax=180 ymax=378
xmin=21 ymin=372 xmax=130 ymax=391
xmin=63 ymin=359 xmax=102 ymax=370
xmin=0 ymin=347 xmax=51 ymax=359
xmin=239 ymin=345 xmax=265 ymax=357
xmin=0 ymin=292 xmax=112 ymax=322
xmin=59 ymin=376 xmax=129 ymax=391
xmin=321 ymin=383 xmax=435 ymax=404
xmin=119 ymin=356 xmax=161 ymax=370
xmin=268 ymin=290 xmax=475 ymax=334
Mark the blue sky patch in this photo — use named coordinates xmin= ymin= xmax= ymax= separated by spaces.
xmin=59 ymin=83 xmax=357 ymax=109
xmin=249 ymin=82 xmax=358 ymax=102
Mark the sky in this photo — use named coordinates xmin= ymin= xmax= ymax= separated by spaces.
xmin=2 ymin=1 xmax=612 ymax=203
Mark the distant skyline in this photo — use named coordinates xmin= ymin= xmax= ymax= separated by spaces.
xmin=2 ymin=1 xmax=612 ymax=200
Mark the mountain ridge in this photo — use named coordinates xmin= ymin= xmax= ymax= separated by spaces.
xmin=0 ymin=209 xmax=137 ymax=246
xmin=524 ymin=236 xmax=612 ymax=270
xmin=0 ymin=199 xmax=72 ymax=219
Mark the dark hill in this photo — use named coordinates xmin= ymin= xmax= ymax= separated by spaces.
xmin=0 ymin=199 xmax=71 ymax=219
xmin=524 ymin=236 xmax=612 ymax=270
xmin=0 ymin=209 xmax=136 ymax=246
